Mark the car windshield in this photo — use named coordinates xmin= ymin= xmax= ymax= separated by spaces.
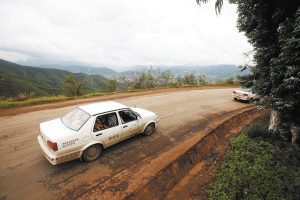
xmin=61 ymin=108 xmax=90 ymax=131
xmin=238 ymin=88 xmax=251 ymax=92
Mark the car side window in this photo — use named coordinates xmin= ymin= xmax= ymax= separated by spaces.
xmin=94 ymin=112 xmax=119 ymax=132
xmin=119 ymin=110 xmax=138 ymax=124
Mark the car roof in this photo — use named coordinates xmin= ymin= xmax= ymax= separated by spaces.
xmin=79 ymin=101 xmax=128 ymax=116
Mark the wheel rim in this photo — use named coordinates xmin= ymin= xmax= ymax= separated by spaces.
xmin=145 ymin=124 xmax=154 ymax=135
xmin=87 ymin=146 xmax=100 ymax=160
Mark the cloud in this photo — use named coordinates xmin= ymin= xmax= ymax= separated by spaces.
xmin=0 ymin=0 xmax=253 ymax=69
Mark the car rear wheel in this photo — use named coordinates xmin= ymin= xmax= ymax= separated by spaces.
xmin=143 ymin=123 xmax=155 ymax=136
xmin=83 ymin=144 xmax=102 ymax=162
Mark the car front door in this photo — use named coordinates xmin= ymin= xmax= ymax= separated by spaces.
xmin=91 ymin=112 xmax=122 ymax=147
xmin=118 ymin=110 xmax=143 ymax=139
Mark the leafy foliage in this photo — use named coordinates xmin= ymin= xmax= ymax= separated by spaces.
xmin=63 ymin=75 xmax=84 ymax=96
xmin=0 ymin=73 xmax=61 ymax=97
xmin=103 ymin=75 xmax=118 ymax=92
xmin=117 ymin=67 xmax=236 ymax=89
xmin=235 ymin=1 xmax=300 ymax=143
xmin=209 ymin=113 xmax=300 ymax=199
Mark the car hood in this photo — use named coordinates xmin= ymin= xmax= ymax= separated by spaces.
xmin=131 ymin=108 xmax=155 ymax=118
xmin=40 ymin=118 xmax=76 ymax=141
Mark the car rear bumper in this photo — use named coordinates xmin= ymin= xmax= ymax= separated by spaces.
xmin=37 ymin=135 xmax=82 ymax=165
xmin=38 ymin=135 xmax=59 ymax=165
xmin=232 ymin=95 xmax=250 ymax=101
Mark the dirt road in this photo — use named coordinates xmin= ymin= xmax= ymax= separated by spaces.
xmin=0 ymin=87 xmax=252 ymax=200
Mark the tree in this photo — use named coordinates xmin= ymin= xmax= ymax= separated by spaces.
xmin=225 ymin=77 xmax=234 ymax=85
xmin=183 ymin=71 xmax=197 ymax=85
xmin=131 ymin=69 xmax=147 ymax=89
xmin=63 ymin=75 xmax=84 ymax=96
xmin=104 ymin=75 xmax=118 ymax=92
xmin=145 ymin=67 xmax=158 ymax=88
xmin=198 ymin=73 xmax=208 ymax=85
xmin=160 ymin=70 xmax=172 ymax=87
xmin=197 ymin=0 xmax=300 ymax=144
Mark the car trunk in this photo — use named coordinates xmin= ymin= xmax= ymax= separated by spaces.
xmin=40 ymin=118 xmax=76 ymax=144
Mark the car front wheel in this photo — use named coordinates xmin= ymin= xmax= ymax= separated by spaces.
xmin=83 ymin=144 xmax=102 ymax=162
xmin=143 ymin=123 xmax=155 ymax=136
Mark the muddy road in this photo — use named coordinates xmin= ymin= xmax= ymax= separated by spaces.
xmin=0 ymin=87 xmax=251 ymax=200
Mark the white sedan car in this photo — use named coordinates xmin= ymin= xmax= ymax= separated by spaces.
xmin=37 ymin=101 xmax=159 ymax=165
xmin=232 ymin=88 xmax=259 ymax=102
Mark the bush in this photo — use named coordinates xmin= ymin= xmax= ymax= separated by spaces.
xmin=225 ymin=77 xmax=235 ymax=85
xmin=243 ymin=124 xmax=270 ymax=138
xmin=209 ymin=113 xmax=300 ymax=200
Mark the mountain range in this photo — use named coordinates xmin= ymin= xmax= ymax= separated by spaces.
xmin=1 ymin=58 xmax=250 ymax=98
xmin=17 ymin=59 xmax=250 ymax=80
xmin=0 ymin=59 xmax=108 ymax=98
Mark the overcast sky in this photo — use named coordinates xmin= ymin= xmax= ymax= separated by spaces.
xmin=0 ymin=0 xmax=253 ymax=70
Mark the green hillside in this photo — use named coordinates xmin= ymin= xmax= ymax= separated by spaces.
xmin=0 ymin=59 xmax=109 ymax=97
xmin=0 ymin=73 xmax=61 ymax=97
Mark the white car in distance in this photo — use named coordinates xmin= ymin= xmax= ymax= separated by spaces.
xmin=38 ymin=101 xmax=159 ymax=165
xmin=232 ymin=88 xmax=259 ymax=102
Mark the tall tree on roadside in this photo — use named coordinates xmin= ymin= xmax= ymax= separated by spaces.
xmin=63 ymin=75 xmax=84 ymax=96
xmin=197 ymin=0 xmax=300 ymax=144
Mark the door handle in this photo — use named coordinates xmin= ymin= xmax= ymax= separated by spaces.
xmin=123 ymin=125 xmax=128 ymax=128
xmin=96 ymin=133 xmax=102 ymax=136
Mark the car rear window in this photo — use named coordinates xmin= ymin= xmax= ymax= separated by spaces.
xmin=238 ymin=88 xmax=251 ymax=92
xmin=61 ymin=108 xmax=90 ymax=131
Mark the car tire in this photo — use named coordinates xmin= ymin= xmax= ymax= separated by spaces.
xmin=234 ymin=98 xmax=237 ymax=101
xmin=249 ymin=98 xmax=253 ymax=103
xmin=83 ymin=144 xmax=102 ymax=162
xmin=143 ymin=123 xmax=155 ymax=136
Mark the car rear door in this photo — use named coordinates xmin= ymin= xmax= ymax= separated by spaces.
xmin=91 ymin=112 xmax=122 ymax=147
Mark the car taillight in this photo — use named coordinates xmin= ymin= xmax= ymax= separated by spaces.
xmin=243 ymin=94 xmax=248 ymax=96
xmin=233 ymin=91 xmax=236 ymax=94
xmin=47 ymin=140 xmax=58 ymax=151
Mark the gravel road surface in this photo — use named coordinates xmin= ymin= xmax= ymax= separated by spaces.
xmin=0 ymin=87 xmax=252 ymax=200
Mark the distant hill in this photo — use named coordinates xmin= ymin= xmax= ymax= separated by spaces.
xmin=38 ymin=64 xmax=118 ymax=77
xmin=0 ymin=59 xmax=109 ymax=97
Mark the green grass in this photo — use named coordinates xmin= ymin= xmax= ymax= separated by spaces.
xmin=0 ymin=96 xmax=75 ymax=109
xmin=209 ymin=111 xmax=300 ymax=200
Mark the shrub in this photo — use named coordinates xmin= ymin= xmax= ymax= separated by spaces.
xmin=209 ymin=113 xmax=300 ymax=200
xmin=243 ymin=124 xmax=270 ymax=138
